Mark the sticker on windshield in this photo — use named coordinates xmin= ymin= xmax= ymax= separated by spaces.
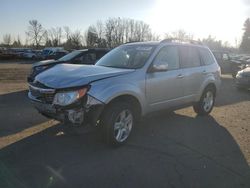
xmin=136 ymin=47 xmax=152 ymax=51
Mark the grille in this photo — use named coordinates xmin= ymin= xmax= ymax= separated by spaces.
xmin=29 ymin=85 xmax=55 ymax=104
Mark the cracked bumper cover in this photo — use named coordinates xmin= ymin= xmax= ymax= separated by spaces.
xmin=29 ymin=92 xmax=105 ymax=126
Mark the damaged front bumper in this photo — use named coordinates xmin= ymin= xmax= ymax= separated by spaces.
xmin=29 ymin=92 xmax=105 ymax=127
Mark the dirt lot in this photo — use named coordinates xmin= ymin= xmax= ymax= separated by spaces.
xmin=0 ymin=63 xmax=250 ymax=188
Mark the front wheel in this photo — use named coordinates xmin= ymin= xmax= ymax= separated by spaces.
xmin=193 ymin=87 xmax=215 ymax=116
xmin=101 ymin=102 xmax=134 ymax=146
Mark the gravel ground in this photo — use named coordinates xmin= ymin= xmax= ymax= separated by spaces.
xmin=0 ymin=63 xmax=249 ymax=188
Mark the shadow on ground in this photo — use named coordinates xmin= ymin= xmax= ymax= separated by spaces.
xmin=0 ymin=112 xmax=249 ymax=188
xmin=0 ymin=90 xmax=48 ymax=137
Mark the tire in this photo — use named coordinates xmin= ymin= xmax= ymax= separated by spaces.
xmin=193 ymin=87 xmax=215 ymax=116
xmin=101 ymin=102 xmax=134 ymax=146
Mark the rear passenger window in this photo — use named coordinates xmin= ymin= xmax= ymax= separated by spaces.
xmin=96 ymin=51 xmax=107 ymax=59
xmin=153 ymin=46 xmax=179 ymax=70
xmin=88 ymin=53 xmax=96 ymax=61
xmin=179 ymin=47 xmax=201 ymax=68
xmin=199 ymin=49 xmax=215 ymax=65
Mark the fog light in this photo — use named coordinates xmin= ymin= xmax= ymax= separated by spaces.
xmin=68 ymin=109 xmax=84 ymax=125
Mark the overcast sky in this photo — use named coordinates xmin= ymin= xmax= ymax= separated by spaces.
xmin=0 ymin=0 xmax=249 ymax=46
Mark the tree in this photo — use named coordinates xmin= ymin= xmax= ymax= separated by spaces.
xmin=26 ymin=20 xmax=46 ymax=48
xmin=64 ymin=26 xmax=71 ymax=41
xmin=202 ymin=35 xmax=222 ymax=50
xmin=85 ymin=26 xmax=98 ymax=47
xmin=69 ymin=30 xmax=83 ymax=49
xmin=2 ymin=34 xmax=12 ymax=46
xmin=165 ymin=29 xmax=193 ymax=40
xmin=240 ymin=18 xmax=250 ymax=53
xmin=12 ymin=35 xmax=22 ymax=47
xmin=47 ymin=27 xmax=63 ymax=46
xmin=105 ymin=18 xmax=116 ymax=47
xmin=104 ymin=18 xmax=156 ymax=48
xmin=95 ymin=20 xmax=107 ymax=47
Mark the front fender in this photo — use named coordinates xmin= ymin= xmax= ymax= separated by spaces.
xmin=88 ymin=79 xmax=146 ymax=114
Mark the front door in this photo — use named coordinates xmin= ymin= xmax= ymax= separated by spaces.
xmin=146 ymin=45 xmax=184 ymax=112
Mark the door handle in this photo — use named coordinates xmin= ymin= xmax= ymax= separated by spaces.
xmin=177 ymin=74 xmax=184 ymax=78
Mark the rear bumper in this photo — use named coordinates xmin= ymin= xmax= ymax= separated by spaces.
xmin=29 ymin=92 xmax=105 ymax=127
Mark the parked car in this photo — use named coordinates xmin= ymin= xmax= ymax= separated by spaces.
xmin=22 ymin=50 xmax=42 ymax=59
xmin=0 ymin=48 xmax=13 ymax=59
xmin=28 ymin=40 xmax=221 ymax=146
xmin=9 ymin=48 xmax=32 ymax=58
xmin=27 ymin=48 xmax=110 ymax=82
xmin=213 ymin=51 xmax=241 ymax=78
xmin=40 ymin=47 xmax=65 ymax=60
xmin=235 ymin=66 xmax=250 ymax=90
xmin=0 ymin=47 xmax=6 ymax=58
xmin=45 ymin=50 xmax=68 ymax=60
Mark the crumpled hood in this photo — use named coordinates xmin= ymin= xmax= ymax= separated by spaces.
xmin=33 ymin=59 xmax=61 ymax=67
xmin=35 ymin=64 xmax=135 ymax=89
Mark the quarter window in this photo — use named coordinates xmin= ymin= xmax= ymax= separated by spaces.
xmin=153 ymin=46 xmax=179 ymax=70
xmin=179 ymin=47 xmax=201 ymax=68
xmin=199 ymin=49 xmax=215 ymax=65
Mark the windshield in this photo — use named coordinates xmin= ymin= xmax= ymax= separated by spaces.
xmin=58 ymin=50 xmax=83 ymax=61
xmin=96 ymin=45 xmax=155 ymax=69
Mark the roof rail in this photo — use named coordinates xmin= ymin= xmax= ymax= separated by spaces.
xmin=125 ymin=40 xmax=141 ymax=44
xmin=161 ymin=38 xmax=203 ymax=45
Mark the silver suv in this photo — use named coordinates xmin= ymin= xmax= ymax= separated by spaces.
xmin=28 ymin=40 xmax=221 ymax=146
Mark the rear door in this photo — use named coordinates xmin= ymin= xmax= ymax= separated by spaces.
xmin=179 ymin=46 xmax=204 ymax=102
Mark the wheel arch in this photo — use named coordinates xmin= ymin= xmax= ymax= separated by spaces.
xmin=102 ymin=94 xmax=142 ymax=121
xmin=204 ymin=83 xmax=217 ymax=96
xmin=196 ymin=81 xmax=217 ymax=102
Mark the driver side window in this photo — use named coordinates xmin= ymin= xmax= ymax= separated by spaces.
xmin=153 ymin=46 xmax=179 ymax=70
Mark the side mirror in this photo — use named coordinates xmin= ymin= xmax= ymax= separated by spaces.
xmin=150 ymin=63 xmax=168 ymax=72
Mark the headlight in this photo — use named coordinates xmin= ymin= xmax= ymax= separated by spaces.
xmin=53 ymin=88 xmax=88 ymax=106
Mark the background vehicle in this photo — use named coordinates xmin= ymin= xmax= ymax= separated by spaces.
xmin=28 ymin=40 xmax=221 ymax=146
xmin=22 ymin=49 xmax=42 ymax=59
xmin=235 ymin=66 xmax=250 ymax=90
xmin=212 ymin=51 xmax=247 ymax=78
xmin=40 ymin=47 xmax=65 ymax=60
xmin=45 ymin=50 xmax=68 ymax=60
xmin=27 ymin=48 xmax=110 ymax=82
xmin=9 ymin=48 xmax=32 ymax=58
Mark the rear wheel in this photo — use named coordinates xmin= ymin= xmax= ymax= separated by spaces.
xmin=101 ymin=102 xmax=134 ymax=146
xmin=193 ymin=87 xmax=215 ymax=116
